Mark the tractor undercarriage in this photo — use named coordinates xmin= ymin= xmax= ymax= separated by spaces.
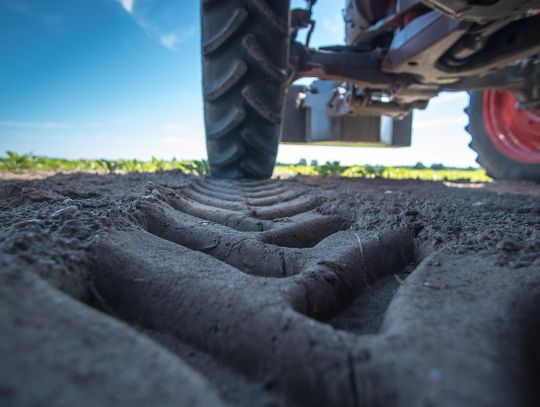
xmin=283 ymin=0 xmax=540 ymax=147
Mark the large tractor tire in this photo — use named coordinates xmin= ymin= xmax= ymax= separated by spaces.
xmin=466 ymin=91 xmax=540 ymax=182
xmin=201 ymin=0 xmax=290 ymax=179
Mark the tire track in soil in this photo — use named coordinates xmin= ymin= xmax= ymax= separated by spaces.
xmin=2 ymin=175 xmax=539 ymax=407
xmin=88 ymin=178 xmax=417 ymax=406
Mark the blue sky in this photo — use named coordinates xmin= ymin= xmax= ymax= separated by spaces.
xmin=0 ymin=0 xmax=477 ymax=167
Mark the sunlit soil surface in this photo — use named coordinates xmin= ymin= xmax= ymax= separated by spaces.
xmin=1 ymin=171 xmax=539 ymax=406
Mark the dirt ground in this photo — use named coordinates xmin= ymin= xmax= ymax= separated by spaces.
xmin=1 ymin=171 xmax=539 ymax=407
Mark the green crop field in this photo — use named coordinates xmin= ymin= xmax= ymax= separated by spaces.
xmin=0 ymin=152 xmax=491 ymax=182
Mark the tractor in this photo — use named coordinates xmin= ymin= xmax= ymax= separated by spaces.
xmin=200 ymin=0 xmax=540 ymax=181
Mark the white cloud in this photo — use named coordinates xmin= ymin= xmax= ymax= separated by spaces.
xmin=118 ymin=0 xmax=134 ymax=14
xmin=160 ymin=33 xmax=179 ymax=50
xmin=159 ymin=27 xmax=196 ymax=50
xmin=115 ymin=1 xmax=194 ymax=51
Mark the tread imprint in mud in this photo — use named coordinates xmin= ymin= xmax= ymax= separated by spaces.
xmin=201 ymin=0 xmax=289 ymax=179
xmin=4 ymin=176 xmax=540 ymax=407
xmin=88 ymin=178 xmax=416 ymax=406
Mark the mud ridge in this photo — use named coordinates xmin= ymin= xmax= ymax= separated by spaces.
xmin=84 ymin=177 xmax=417 ymax=406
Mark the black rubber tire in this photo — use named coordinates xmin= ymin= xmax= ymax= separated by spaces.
xmin=201 ymin=0 xmax=290 ymax=179
xmin=466 ymin=92 xmax=540 ymax=182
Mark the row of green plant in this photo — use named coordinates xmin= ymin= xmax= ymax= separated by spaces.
xmin=0 ymin=151 xmax=207 ymax=175
xmin=0 ymin=152 xmax=491 ymax=182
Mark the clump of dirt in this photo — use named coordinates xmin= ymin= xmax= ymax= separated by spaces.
xmin=1 ymin=172 xmax=539 ymax=407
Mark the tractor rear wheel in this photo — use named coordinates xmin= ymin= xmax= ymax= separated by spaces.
xmin=466 ymin=91 xmax=540 ymax=182
xmin=201 ymin=0 xmax=290 ymax=179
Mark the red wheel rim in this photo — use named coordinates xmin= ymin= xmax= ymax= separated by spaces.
xmin=482 ymin=90 xmax=540 ymax=164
